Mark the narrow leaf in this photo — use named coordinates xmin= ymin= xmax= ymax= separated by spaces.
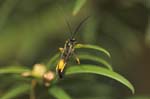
xmin=65 ymin=65 xmax=134 ymax=94
xmin=47 ymin=53 xmax=59 ymax=69
xmin=0 ymin=66 xmax=30 ymax=74
xmin=75 ymin=44 xmax=111 ymax=57
xmin=49 ymin=86 xmax=72 ymax=99
xmin=1 ymin=84 xmax=30 ymax=99
xmin=72 ymin=0 xmax=87 ymax=16
xmin=78 ymin=54 xmax=113 ymax=70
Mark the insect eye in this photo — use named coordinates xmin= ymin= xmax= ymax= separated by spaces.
xmin=70 ymin=38 xmax=76 ymax=42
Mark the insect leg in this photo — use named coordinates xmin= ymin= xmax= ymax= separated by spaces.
xmin=59 ymin=48 xmax=64 ymax=53
xmin=73 ymin=52 xmax=80 ymax=64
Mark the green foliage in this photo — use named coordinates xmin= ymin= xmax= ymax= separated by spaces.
xmin=72 ymin=0 xmax=87 ymax=16
xmin=66 ymin=65 xmax=134 ymax=94
xmin=1 ymin=0 xmax=147 ymax=99
xmin=0 ymin=66 xmax=30 ymax=74
xmin=0 ymin=43 xmax=134 ymax=99
xmin=1 ymin=84 xmax=30 ymax=99
xmin=78 ymin=54 xmax=113 ymax=70
xmin=49 ymin=86 xmax=71 ymax=99
xmin=75 ymin=44 xmax=111 ymax=58
xmin=47 ymin=53 xmax=60 ymax=69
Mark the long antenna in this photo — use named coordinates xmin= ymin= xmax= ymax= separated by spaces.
xmin=71 ymin=16 xmax=90 ymax=39
xmin=56 ymin=5 xmax=73 ymax=37
xmin=65 ymin=17 xmax=73 ymax=36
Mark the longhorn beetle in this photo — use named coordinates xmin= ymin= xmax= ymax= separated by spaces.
xmin=56 ymin=16 xmax=89 ymax=78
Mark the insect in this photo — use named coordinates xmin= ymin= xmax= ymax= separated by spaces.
xmin=56 ymin=16 xmax=89 ymax=78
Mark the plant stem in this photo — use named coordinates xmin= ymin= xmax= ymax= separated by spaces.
xmin=30 ymin=79 xmax=37 ymax=99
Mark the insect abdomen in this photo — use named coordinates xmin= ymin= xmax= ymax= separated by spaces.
xmin=56 ymin=59 xmax=66 ymax=78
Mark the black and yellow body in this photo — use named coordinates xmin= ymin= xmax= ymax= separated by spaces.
xmin=56 ymin=16 xmax=89 ymax=78
xmin=56 ymin=38 xmax=78 ymax=78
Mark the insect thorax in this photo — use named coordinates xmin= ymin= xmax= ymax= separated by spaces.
xmin=67 ymin=38 xmax=77 ymax=46
xmin=61 ymin=38 xmax=76 ymax=59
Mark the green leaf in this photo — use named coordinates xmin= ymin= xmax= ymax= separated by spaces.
xmin=78 ymin=54 xmax=113 ymax=70
xmin=49 ymin=86 xmax=72 ymax=99
xmin=75 ymin=44 xmax=111 ymax=57
xmin=65 ymin=65 xmax=135 ymax=94
xmin=47 ymin=53 xmax=59 ymax=69
xmin=1 ymin=84 xmax=30 ymax=99
xmin=0 ymin=66 xmax=30 ymax=74
xmin=72 ymin=0 xmax=87 ymax=16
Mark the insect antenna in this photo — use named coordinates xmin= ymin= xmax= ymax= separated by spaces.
xmin=56 ymin=5 xmax=73 ymax=37
xmin=65 ymin=17 xmax=73 ymax=36
xmin=71 ymin=16 xmax=90 ymax=39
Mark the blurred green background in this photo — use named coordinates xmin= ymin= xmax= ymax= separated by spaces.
xmin=0 ymin=0 xmax=149 ymax=99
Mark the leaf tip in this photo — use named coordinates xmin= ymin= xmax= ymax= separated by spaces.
xmin=131 ymin=86 xmax=135 ymax=94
